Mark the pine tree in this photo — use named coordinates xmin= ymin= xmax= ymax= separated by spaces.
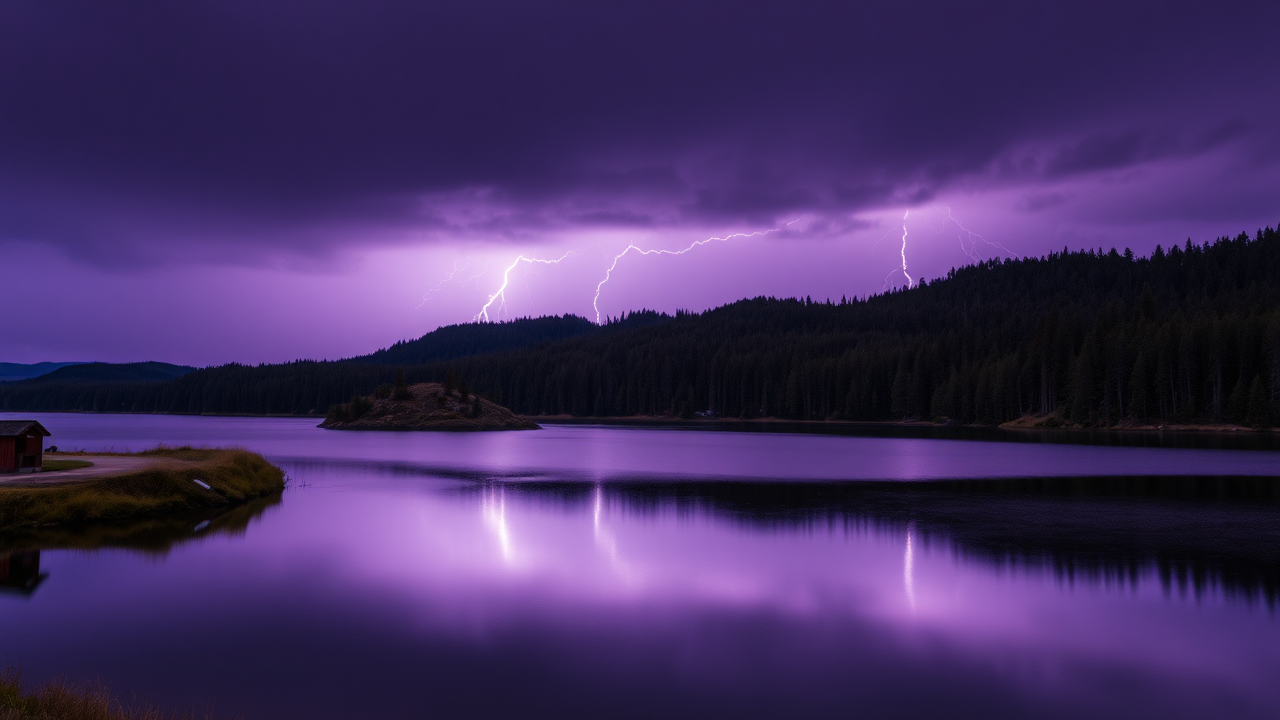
xmin=1247 ymin=375 xmax=1270 ymax=427
xmin=393 ymin=369 xmax=411 ymax=400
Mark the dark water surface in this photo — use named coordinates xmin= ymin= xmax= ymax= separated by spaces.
xmin=1 ymin=413 xmax=1279 ymax=719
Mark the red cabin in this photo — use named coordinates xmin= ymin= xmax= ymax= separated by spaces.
xmin=0 ymin=420 xmax=50 ymax=473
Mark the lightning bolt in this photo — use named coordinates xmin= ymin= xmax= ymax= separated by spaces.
xmin=475 ymin=252 xmax=573 ymax=322
xmin=882 ymin=207 xmax=1014 ymax=291
xmin=460 ymin=259 xmax=498 ymax=288
xmin=592 ymin=219 xmax=802 ymax=324
xmin=416 ymin=259 xmax=468 ymax=308
xmin=884 ymin=210 xmax=914 ymax=291
xmin=937 ymin=207 xmax=1018 ymax=262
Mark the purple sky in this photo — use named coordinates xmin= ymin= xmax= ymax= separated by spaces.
xmin=3 ymin=1 xmax=1278 ymax=366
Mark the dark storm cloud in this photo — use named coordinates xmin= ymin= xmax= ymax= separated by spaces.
xmin=567 ymin=211 xmax=656 ymax=227
xmin=1 ymin=0 xmax=1276 ymax=262
xmin=1044 ymin=122 xmax=1253 ymax=178
xmin=1018 ymin=193 xmax=1068 ymax=214
xmin=1045 ymin=130 xmax=1168 ymax=177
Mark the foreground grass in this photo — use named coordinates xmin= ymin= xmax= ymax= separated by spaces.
xmin=0 ymin=671 xmax=218 ymax=720
xmin=0 ymin=448 xmax=284 ymax=531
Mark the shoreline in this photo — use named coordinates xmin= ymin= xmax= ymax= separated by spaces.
xmin=0 ymin=447 xmax=285 ymax=531
xmin=5 ymin=411 xmax=1279 ymax=454
xmin=530 ymin=414 xmax=1280 ymax=435
xmin=8 ymin=408 xmax=1278 ymax=435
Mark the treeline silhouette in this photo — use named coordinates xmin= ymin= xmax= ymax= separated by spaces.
xmin=359 ymin=314 xmax=595 ymax=366
xmin=0 ymin=313 xmax=675 ymax=417
xmin=2 ymin=226 xmax=1278 ymax=427
xmin=357 ymin=308 xmax=670 ymax=366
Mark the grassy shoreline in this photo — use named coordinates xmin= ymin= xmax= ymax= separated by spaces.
xmin=0 ymin=669 xmax=215 ymax=720
xmin=0 ymin=447 xmax=284 ymax=531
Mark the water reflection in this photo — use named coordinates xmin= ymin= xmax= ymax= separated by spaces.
xmin=0 ymin=550 xmax=46 ymax=596
xmin=903 ymin=521 xmax=916 ymax=613
xmin=481 ymin=487 xmax=514 ymax=562
xmin=1 ymin=412 xmax=1276 ymax=719
xmin=0 ymin=495 xmax=280 ymax=558
xmin=549 ymin=417 xmax=1280 ymax=451
xmin=477 ymin=476 xmax=1280 ymax=610
xmin=0 ymin=462 xmax=1274 ymax=719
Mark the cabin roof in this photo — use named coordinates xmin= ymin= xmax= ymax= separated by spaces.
xmin=0 ymin=420 xmax=51 ymax=438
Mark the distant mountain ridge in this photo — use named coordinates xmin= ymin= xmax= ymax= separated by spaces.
xmin=0 ymin=362 xmax=83 ymax=382
xmin=20 ymin=362 xmax=196 ymax=384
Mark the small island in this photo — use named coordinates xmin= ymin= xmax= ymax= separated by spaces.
xmin=320 ymin=380 xmax=540 ymax=431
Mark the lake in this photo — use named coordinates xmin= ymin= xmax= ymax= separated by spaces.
xmin=1 ymin=413 xmax=1278 ymax=719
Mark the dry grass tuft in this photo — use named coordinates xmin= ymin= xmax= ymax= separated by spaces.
xmin=0 ymin=670 xmax=222 ymax=720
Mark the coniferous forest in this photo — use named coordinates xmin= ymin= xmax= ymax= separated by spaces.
xmin=4 ymin=227 xmax=1279 ymax=428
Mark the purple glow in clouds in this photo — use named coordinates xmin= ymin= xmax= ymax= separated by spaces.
xmin=0 ymin=1 xmax=1277 ymax=363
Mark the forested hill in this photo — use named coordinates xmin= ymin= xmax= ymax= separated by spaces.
xmin=355 ymin=314 xmax=597 ymax=365
xmin=2 ymin=226 xmax=1279 ymax=427
xmin=352 ymin=310 xmax=670 ymax=365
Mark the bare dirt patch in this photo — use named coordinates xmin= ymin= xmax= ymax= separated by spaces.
xmin=0 ymin=454 xmax=168 ymax=486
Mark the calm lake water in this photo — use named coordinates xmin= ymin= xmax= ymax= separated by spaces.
xmin=2 ymin=413 xmax=1279 ymax=719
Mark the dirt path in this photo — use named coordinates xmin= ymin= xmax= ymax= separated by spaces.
xmin=0 ymin=455 xmax=170 ymax=486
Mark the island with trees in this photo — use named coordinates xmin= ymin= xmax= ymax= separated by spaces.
xmin=319 ymin=372 xmax=540 ymax=431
